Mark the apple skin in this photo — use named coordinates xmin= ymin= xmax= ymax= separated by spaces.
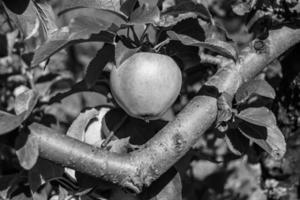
xmin=110 ymin=52 xmax=182 ymax=121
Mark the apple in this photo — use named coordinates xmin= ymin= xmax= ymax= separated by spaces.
xmin=110 ymin=52 xmax=182 ymax=121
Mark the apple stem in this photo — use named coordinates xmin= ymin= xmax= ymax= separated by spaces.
xmin=154 ymin=38 xmax=170 ymax=52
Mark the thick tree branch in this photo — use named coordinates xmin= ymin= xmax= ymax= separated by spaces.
xmin=30 ymin=27 xmax=300 ymax=193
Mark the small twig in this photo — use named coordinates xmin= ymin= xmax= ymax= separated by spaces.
xmin=154 ymin=38 xmax=170 ymax=52
xmin=139 ymin=24 xmax=150 ymax=44
xmin=129 ymin=26 xmax=140 ymax=45
xmin=101 ymin=114 xmax=128 ymax=148
xmin=2 ymin=4 xmax=14 ymax=31
xmin=126 ymin=26 xmax=130 ymax=38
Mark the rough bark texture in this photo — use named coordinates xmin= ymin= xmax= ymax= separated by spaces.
xmin=30 ymin=27 xmax=300 ymax=193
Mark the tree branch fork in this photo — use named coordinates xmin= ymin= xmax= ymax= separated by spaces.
xmin=29 ymin=27 xmax=300 ymax=193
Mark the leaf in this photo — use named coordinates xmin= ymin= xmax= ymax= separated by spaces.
xmin=235 ymin=79 xmax=276 ymax=104
xmin=84 ymin=44 xmax=114 ymax=88
xmin=159 ymin=12 xmax=199 ymax=27
xmin=11 ymin=192 xmax=32 ymax=200
xmin=115 ymin=41 xmax=139 ymax=67
xmin=0 ymin=34 xmax=8 ymax=57
xmin=4 ymin=0 xmax=57 ymax=44
xmin=266 ymin=59 xmax=282 ymax=78
xmin=48 ymin=80 xmax=110 ymax=104
xmin=2 ymin=0 xmax=30 ymax=14
xmin=162 ymin=1 xmax=212 ymax=22
xmin=167 ymin=31 xmax=237 ymax=60
xmin=107 ymin=137 xmax=131 ymax=153
xmin=31 ymin=8 xmax=126 ymax=66
xmin=29 ymin=158 xmax=64 ymax=192
xmin=225 ymin=128 xmax=250 ymax=156
xmin=68 ymin=9 xmax=126 ymax=36
xmin=31 ymin=29 xmax=114 ymax=67
xmin=101 ymin=109 xmax=167 ymax=151
xmin=32 ymin=0 xmax=58 ymax=40
xmin=216 ymin=92 xmax=233 ymax=128
xmin=247 ymin=13 xmax=272 ymax=39
xmin=66 ymin=108 xmax=100 ymax=141
xmin=203 ymin=38 xmax=238 ymax=60
xmin=0 ymin=173 xmax=25 ymax=199
xmin=3 ymin=0 xmax=39 ymax=40
xmin=170 ymin=18 xmax=205 ymax=42
xmin=138 ymin=0 xmax=158 ymax=7
xmin=237 ymin=107 xmax=286 ymax=159
xmin=15 ymin=130 xmax=39 ymax=170
xmin=58 ymin=186 xmax=68 ymax=200
xmin=232 ymin=0 xmax=255 ymax=16
xmin=0 ymin=111 xmax=27 ymax=135
xmin=35 ymin=73 xmax=73 ymax=96
xmin=14 ymin=89 xmax=39 ymax=117
xmin=58 ymin=0 xmax=122 ymax=16
xmin=200 ymin=21 xmax=231 ymax=42
xmin=120 ymin=0 xmax=138 ymax=16
xmin=129 ymin=4 xmax=160 ymax=25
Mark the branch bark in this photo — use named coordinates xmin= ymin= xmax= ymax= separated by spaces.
xmin=30 ymin=27 xmax=300 ymax=193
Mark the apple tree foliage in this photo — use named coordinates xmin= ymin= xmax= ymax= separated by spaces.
xmin=0 ymin=0 xmax=300 ymax=199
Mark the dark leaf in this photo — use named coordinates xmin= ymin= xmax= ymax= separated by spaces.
xmin=0 ymin=34 xmax=8 ymax=57
xmin=237 ymin=107 xmax=286 ymax=159
xmin=171 ymin=18 xmax=205 ymax=42
xmin=75 ymin=171 xmax=114 ymax=191
xmin=29 ymin=158 xmax=64 ymax=192
xmin=101 ymin=109 xmax=167 ymax=150
xmin=58 ymin=0 xmax=122 ymax=15
xmin=2 ymin=0 xmax=30 ymax=14
xmin=162 ymin=1 xmax=211 ymax=22
xmin=11 ymin=192 xmax=32 ymax=200
xmin=48 ymin=80 xmax=110 ymax=104
xmin=115 ymin=41 xmax=139 ymax=67
xmin=120 ymin=0 xmax=138 ymax=16
xmin=35 ymin=73 xmax=73 ymax=96
xmin=14 ymin=89 xmax=39 ymax=117
xmin=129 ymin=4 xmax=160 ymax=25
xmin=167 ymin=31 xmax=237 ymax=60
xmin=140 ymin=167 xmax=182 ymax=200
xmin=225 ymin=128 xmax=250 ymax=156
xmin=15 ymin=130 xmax=39 ymax=170
xmin=0 ymin=111 xmax=27 ymax=135
xmin=84 ymin=44 xmax=114 ymax=88
xmin=247 ymin=12 xmax=272 ymax=39
xmin=235 ymin=79 xmax=276 ymax=104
